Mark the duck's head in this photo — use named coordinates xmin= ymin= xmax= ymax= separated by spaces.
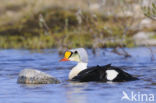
xmin=60 ymin=48 xmax=88 ymax=63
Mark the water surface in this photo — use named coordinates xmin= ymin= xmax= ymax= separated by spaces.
xmin=0 ymin=47 xmax=156 ymax=103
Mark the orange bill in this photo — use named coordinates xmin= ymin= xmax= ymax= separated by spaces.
xmin=59 ymin=51 xmax=71 ymax=62
xmin=59 ymin=58 xmax=69 ymax=62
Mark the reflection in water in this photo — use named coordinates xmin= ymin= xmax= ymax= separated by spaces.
xmin=65 ymin=82 xmax=88 ymax=103
xmin=19 ymin=84 xmax=46 ymax=89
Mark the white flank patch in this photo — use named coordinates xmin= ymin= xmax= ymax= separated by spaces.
xmin=106 ymin=70 xmax=119 ymax=81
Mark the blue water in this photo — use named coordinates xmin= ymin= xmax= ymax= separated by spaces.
xmin=0 ymin=47 xmax=156 ymax=103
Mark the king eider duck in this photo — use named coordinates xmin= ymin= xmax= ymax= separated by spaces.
xmin=60 ymin=48 xmax=138 ymax=82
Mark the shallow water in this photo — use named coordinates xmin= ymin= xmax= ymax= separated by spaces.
xmin=0 ymin=47 xmax=156 ymax=103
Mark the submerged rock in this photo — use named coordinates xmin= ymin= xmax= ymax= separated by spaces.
xmin=17 ymin=69 xmax=60 ymax=84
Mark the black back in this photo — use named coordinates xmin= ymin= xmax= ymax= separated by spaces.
xmin=72 ymin=64 xmax=138 ymax=82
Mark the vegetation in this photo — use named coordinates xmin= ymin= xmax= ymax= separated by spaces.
xmin=0 ymin=0 xmax=155 ymax=49
xmin=142 ymin=3 xmax=156 ymax=20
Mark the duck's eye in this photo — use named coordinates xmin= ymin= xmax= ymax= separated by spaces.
xmin=74 ymin=51 xmax=78 ymax=54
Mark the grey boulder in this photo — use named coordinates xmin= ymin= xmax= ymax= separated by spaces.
xmin=17 ymin=69 xmax=60 ymax=84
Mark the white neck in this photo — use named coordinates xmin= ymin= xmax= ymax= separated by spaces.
xmin=69 ymin=62 xmax=87 ymax=80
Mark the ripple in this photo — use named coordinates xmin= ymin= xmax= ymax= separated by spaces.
xmin=0 ymin=48 xmax=156 ymax=103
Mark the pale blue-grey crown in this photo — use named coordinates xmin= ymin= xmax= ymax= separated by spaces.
xmin=70 ymin=48 xmax=88 ymax=63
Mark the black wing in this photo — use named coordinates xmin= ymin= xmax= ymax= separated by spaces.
xmin=72 ymin=64 xmax=110 ymax=82
xmin=110 ymin=66 xmax=138 ymax=82
xmin=72 ymin=64 xmax=138 ymax=82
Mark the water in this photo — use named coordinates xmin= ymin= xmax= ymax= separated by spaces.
xmin=0 ymin=47 xmax=156 ymax=103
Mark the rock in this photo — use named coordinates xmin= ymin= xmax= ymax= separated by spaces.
xmin=133 ymin=32 xmax=156 ymax=46
xmin=140 ymin=18 xmax=153 ymax=29
xmin=17 ymin=69 xmax=60 ymax=84
xmin=140 ymin=18 xmax=152 ymax=26
xmin=133 ymin=32 xmax=153 ymax=40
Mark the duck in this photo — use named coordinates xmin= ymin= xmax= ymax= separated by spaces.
xmin=60 ymin=48 xmax=138 ymax=82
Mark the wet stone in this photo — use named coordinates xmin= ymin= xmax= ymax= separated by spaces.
xmin=17 ymin=69 xmax=60 ymax=84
